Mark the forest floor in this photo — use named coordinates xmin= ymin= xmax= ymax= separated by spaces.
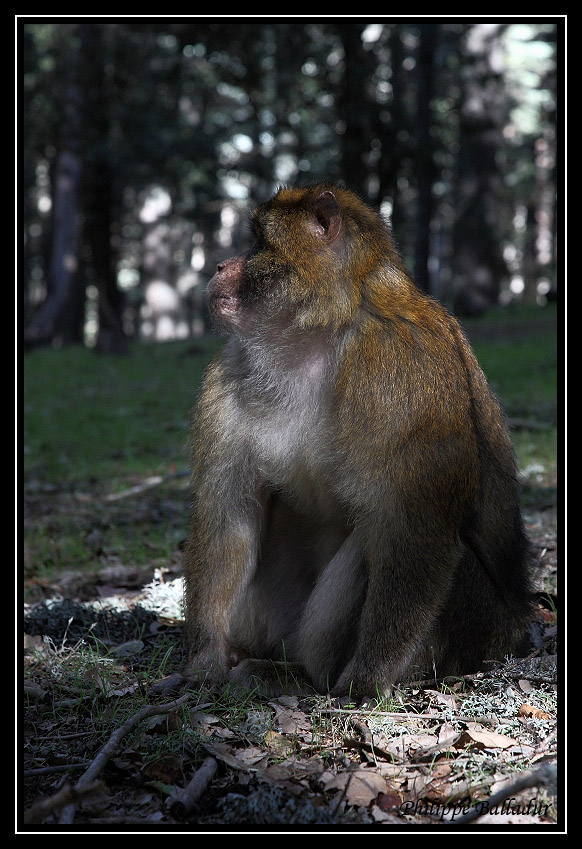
xmin=21 ymin=305 xmax=560 ymax=832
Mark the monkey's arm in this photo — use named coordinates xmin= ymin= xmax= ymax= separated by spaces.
xmin=183 ymin=358 xmax=263 ymax=683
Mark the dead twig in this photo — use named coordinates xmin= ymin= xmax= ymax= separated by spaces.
xmin=24 ymin=763 xmax=88 ymax=777
xmin=168 ymin=756 xmax=218 ymax=818
xmin=57 ymin=692 xmax=191 ymax=824
xmin=343 ymin=737 xmax=398 ymax=762
xmin=316 ymin=708 xmax=500 ymax=725
xmin=104 ymin=470 xmax=188 ymax=502
xmin=23 ymin=780 xmax=105 ymax=825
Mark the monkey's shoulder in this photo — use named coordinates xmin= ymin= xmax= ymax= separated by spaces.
xmin=337 ymin=312 xmax=470 ymax=390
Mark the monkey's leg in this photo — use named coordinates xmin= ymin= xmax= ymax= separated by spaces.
xmin=330 ymin=521 xmax=459 ymax=697
xmin=297 ymin=531 xmax=367 ymax=693
xmin=226 ymin=498 xmax=350 ymax=697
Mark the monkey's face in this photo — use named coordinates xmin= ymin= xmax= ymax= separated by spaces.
xmin=207 ymin=186 xmax=356 ymax=336
xmin=207 ymin=253 xmax=254 ymax=334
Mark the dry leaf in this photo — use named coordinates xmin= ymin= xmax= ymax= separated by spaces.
xmin=409 ymin=773 xmax=434 ymax=797
xmin=269 ymin=704 xmax=312 ymax=736
xmin=213 ymin=726 xmax=236 ymax=739
xmin=324 ymin=769 xmax=387 ymax=806
xmin=24 ymin=634 xmax=44 ymax=652
xmin=438 ymin=722 xmax=457 ymax=744
xmin=189 ymin=713 xmax=223 ymax=738
xmin=385 ymin=733 xmax=438 ymax=759
xmin=456 ymin=729 xmax=517 ymax=750
xmin=264 ymin=729 xmax=296 ymax=755
xmin=405 ymin=763 xmax=454 ymax=803
xmin=202 ymin=741 xmax=246 ymax=770
xmin=538 ymin=607 xmax=556 ymax=623
xmin=518 ymin=703 xmax=551 ymax=720
xmin=375 ymin=790 xmax=403 ymax=811
xmin=376 ymin=763 xmax=408 ymax=780
xmin=424 ymin=689 xmax=458 ymax=710
xmin=233 ymin=745 xmax=269 ymax=767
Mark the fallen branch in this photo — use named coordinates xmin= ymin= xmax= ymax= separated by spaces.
xmin=57 ymin=692 xmax=191 ymax=824
xmin=168 ymin=756 xmax=218 ymax=818
xmin=448 ymin=762 xmax=557 ymax=825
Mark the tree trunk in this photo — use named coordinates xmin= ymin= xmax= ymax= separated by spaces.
xmin=81 ymin=25 xmax=127 ymax=354
xmin=24 ymin=149 xmax=82 ymax=348
xmin=24 ymin=26 xmax=83 ymax=349
xmin=413 ymin=24 xmax=438 ymax=293
xmin=336 ymin=25 xmax=371 ymax=198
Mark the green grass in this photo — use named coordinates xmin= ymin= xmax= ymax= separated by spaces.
xmin=23 ymin=338 xmax=222 ymax=485
xmin=23 ymin=338 xmax=222 ymax=591
xmin=463 ymin=304 xmax=558 ymax=481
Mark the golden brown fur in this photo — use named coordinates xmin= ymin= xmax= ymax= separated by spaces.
xmin=183 ymin=184 xmax=533 ymax=697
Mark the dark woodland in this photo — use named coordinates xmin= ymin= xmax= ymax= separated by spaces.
xmin=22 ymin=20 xmax=559 ymax=351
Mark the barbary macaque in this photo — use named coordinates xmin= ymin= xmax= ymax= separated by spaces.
xmin=183 ymin=183 xmax=532 ymax=698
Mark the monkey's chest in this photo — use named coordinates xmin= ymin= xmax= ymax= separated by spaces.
xmin=250 ymin=407 xmax=335 ymax=513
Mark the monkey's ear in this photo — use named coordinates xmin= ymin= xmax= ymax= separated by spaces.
xmin=310 ymin=190 xmax=342 ymax=244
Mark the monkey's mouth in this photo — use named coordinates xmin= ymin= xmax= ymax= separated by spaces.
xmin=209 ymin=293 xmax=237 ymax=313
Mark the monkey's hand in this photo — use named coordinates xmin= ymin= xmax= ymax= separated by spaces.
xmin=331 ymin=660 xmax=392 ymax=701
xmin=183 ymin=643 xmax=236 ymax=687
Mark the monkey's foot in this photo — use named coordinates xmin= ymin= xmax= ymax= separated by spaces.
xmin=227 ymin=658 xmax=314 ymax=698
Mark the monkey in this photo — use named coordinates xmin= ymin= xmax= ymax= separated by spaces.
xmin=182 ymin=182 xmax=533 ymax=699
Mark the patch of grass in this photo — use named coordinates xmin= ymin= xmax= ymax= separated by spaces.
xmin=462 ymin=304 xmax=558 ymax=483
xmin=23 ymin=338 xmax=222 ymax=590
xmin=23 ymin=338 xmax=222 ymax=485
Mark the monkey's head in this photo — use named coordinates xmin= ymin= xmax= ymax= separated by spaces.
xmin=207 ymin=184 xmax=405 ymax=335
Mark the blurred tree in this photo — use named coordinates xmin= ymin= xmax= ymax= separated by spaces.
xmin=335 ymin=23 xmax=373 ymax=198
xmin=452 ymin=23 xmax=509 ymax=316
xmin=80 ymin=24 xmax=127 ymax=354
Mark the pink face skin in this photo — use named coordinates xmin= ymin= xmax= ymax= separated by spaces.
xmin=207 ymin=253 xmax=256 ymax=335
